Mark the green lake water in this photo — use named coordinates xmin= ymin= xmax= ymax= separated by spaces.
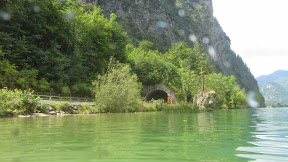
xmin=1 ymin=108 xmax=288 ymax=161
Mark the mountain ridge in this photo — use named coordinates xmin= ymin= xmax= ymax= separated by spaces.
xmin=257 ymin=70 xmax=288 ymax=84
xmin=257 ymin=70 xmax=288 ymax=106
xmin=88 ymin=0 xmax=264 ymax=106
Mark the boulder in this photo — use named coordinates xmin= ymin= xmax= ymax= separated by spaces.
xmin=193 ymin=90 xmax=218 ymax=110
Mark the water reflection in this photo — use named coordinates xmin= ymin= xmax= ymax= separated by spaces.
xmin=236 ymin=108 xmax=288 ymax=161
xmin=0 ymin=110 xmax=258 ymax=161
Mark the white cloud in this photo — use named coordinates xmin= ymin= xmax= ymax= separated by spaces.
xmin=213 ymin=0 xmax=288 ymax=77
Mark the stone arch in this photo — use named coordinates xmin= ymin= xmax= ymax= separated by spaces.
xmin=143 ymin=84 xmax=178 ymax=104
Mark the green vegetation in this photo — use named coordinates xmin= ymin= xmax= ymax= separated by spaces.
xmin=257 ymin=70 xmax=288 ymax=107
xmin=92 ymin=58 xmax=142 ymax=113
xmin=0 ymin=0 xmax=250 ymax=115
xmin=205 ymin=73 xmax=247 ymax=108
xmin=0 ymin=88 xmax=43 ymax=116
xmin=0 ymin=0 xmax=127 ymax=96
xmin=50 ymin=102 xmax=99 ymax=114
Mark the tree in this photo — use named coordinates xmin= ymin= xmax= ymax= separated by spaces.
xmin=92 ymin=58 xmax=142 ymax=113
xmin=177 ymin=67 xmax=200 ymax=103
xmin=205 ymin=73 xmax=247 ymax=108
xmin=165 ymin=42 xmax=197 ymax=69
xmin=126 ymin=42 xmax=178 ymax=85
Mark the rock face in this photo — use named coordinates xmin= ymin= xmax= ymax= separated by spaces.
xmin=83 ymin=0 xmax=264 ymax=106
xmin=257 ymin=70 xmax=288 ymax=106
xmin=193 ymin=90 xmax=218 ymax=110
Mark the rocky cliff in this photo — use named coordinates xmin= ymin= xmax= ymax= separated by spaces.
xmin=82 ymin=0 xmax=263 ymax=105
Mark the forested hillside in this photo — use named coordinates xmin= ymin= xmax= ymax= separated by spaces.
xmin=257 ymin=70 xmax=288 ymax=107
xmin=92 ymin=0 xmax=260 ymax=93
xmin=0 ymin=0 xmax=127 ymax=96
xmin=0 ymin=0 xmax=264 ymax=107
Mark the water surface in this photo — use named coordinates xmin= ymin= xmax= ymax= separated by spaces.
xmin=1 ymin=108 xmax=288 ymax=161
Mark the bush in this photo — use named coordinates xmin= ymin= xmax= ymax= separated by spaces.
xmin=161 ymin=102 xmax=200 ymax=113
xmin=141 ymin=103 xmax=157 ymax=112
xmin=36 ymin=101 xmax=49 ymax=114
xmin=92 ymin=58 xmax=142 ymax=113
xmin=0 ymin=88 xmax=41 ymax=116
xmin=76 ymin=104 xmax=88 ymax=113
xmin=59 ymin=102 xmax=74 ymax=114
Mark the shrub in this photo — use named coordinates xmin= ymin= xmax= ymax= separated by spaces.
xmin=161 ymin=102 xmax=200 ymax=113
xmin=92 ymin=58 xmax=142 ymax=113
xmin=0 ymin=88 xmax=41 ymax=116
xmin=36 ymin=101 xmax=49 ymax=114
xmin=59 ymin=102 xmax=74 ymax=114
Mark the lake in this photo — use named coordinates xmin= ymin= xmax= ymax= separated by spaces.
xmin=1 ymin=108 xmax=288 ymax=161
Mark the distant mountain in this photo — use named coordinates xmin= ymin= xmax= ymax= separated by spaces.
xmin=257 ymin=70 xmax=288 ymax=106
xmin=257 ymin=70 xmax=288 ymax=84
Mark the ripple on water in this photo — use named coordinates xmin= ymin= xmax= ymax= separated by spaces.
xmin=236 ymin=108 xmax=288 ymax=161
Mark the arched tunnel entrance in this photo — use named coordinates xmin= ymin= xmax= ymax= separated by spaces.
xmin=145 ymin=89 xmax=168 ymax=102
xmin=143 ymin=84 xmax=178 ymax=104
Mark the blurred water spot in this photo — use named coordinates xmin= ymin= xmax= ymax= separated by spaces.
xmin=208 ymin=46 xmax=216 ymax=59
xmin=178 ymin=9 xmax=185 ymax=17
xmin=64 ymin=11 xmax=75 ymax=21
xmin=247 ymin=91 xmax=260 ymax=108
xmin=33 ymin=5 xmax=41 ymax=13
xmin=156 ymin=21 xmax=168 ymax=28
xmin=223 ymin=61 xmax=231 ymax=68
xmin=11 ymin=128 xmax=20 ymax=136
xmin=189 ymin=34 xmax=197 ymax=43
xmin=202 ymin=37 xmax=209 ymax=44
xmin=178 ymin=29 xmax=185 ymax=36
xmin=109 ymin=44 xmax=117 ymax=50
xmin=0 ymin=11 xmax=10 ymax=20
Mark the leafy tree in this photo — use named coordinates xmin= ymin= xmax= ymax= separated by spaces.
xmin=177 ymin=67 xmax=201 ymax=103
xmin=166 ymin=42 xmax=212 ymax=74
xmin=0 ymin=0 xmax=128 ymax=96
xmin=205 ymin=73 xmax=247 ymax=108
xmin=16 ymin=69 xmax=38 ymax=90
xmin=192 ymin=43 xmax=213 ymax=73
xmin=166 ymin=42 xmax=197 ymax=69
xmin=92 ymin=58 xmax=142 ymax=113
xmin=0 ymin=59 xmax=19 ymax=89
xmin=0 ymin=88 xmax=41 ymax=116
xmin=127 ymin=42 xmax=178 ymax=85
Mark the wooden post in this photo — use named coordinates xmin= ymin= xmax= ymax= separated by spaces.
xmin=199 ymin=67 xmax=205 ymax=93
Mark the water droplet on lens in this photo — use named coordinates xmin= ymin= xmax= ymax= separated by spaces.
xmin=202 ymin=37 xmax=209 ymax=44
xmin=208 ymin=46 xmax=216 ymax=59
xmin=33 ymin=5 xmax=41 ymax=13
xmin=189 ymin=34 xmax=197 ymax=43
xmin=247 ymin=91 xmax=260 ymax=108
xmin=178 ymin=9 xmax=185 ymax=17
xmin=223 ymin=61 xmax=231 ymax=68
xmin=0 ymin=11 xmax=10 ymax=20
xmin=178 ymin=29 xmax=185 ymax=36
xmin=109 ymin=44 xmax=117 ymax=50
xmin=64 ymin=11 xmax=75 ymax=21
xmin=156 ymin=21 xmax=168 ymax=28
xmin=11 ymin=128 xmax=20 ymax=136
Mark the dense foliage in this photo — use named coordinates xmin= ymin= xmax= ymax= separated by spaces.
xmin=257 ymin=70 xmax=288 ymax=107
xmin=92 ymin=59 xmax=142 ymax=113
xmin=0 ymin=0 xmax=127 ymax=96
xmin=0 ymin=88 xmax=45 ymax=116
xmin=205 ymin=73 xmax=247 ymax=108
xmin=1 ymin=0 xmax=250 ymax=113
xmin=95 ymin=0 xmax=265 ymax=107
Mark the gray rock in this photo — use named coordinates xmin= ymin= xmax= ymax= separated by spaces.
xmin=49 ymin=111 xmax=57 ymax=115
xmin=193 ymin=90 xmax=218 ymax=110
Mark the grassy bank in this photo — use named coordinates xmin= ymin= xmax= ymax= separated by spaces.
xmin=0 ymin=88 xmax=221 ymax=118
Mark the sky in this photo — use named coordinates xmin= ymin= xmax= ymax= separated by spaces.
xmin=212 ymin=0 xmax=288 ymax=77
